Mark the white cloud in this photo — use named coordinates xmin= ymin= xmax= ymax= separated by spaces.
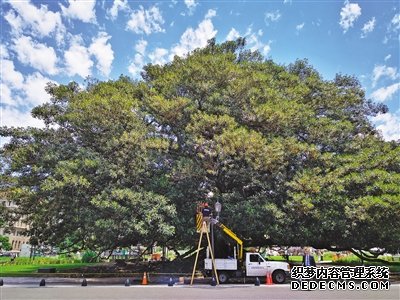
xmin=23 ymin=72 xmax=54 ymax=106
xmin=264 ymin=10 xmax=281 ymax=25
xmin=148 ymin=48 xmax=169 ymax=65
xmin=64 ymin=37 xmax=93 ymax=78
xmin=1 ymin=67 xmax=53 ymax=108
xmin=383 ymin=13 xmax=400 ymax=44
xmin=135 ymin=39 xmax=148 ymax=56
xmin=296 ymin=22 xmax=305 ymax=33
xmin=205 ymin=9 xmax=217 ymax=19
xmin=62 ymin=32 xmax=113 ymax=78
xmin=3 ymin=10 xmax=23 ymax=36
xmin=384 ymin=54 xmax=391 ymax=61
xmin=89 ymin=32 xmax=114 ymax=77
xmin=372 ymin=111 xmax=400 ymax=141
xmin=246 ymin=30 xmax=271 ymax=56
xmin=0 ymin=44 xmax=9 ymax=59
xmin=12 ymin=35 xmax=58 ymax=75
xmin=128 ymin=53 xmax=145 ymax=78
xmin=1 ymin=59 xmax=24 ymax=89
xmin=107 ymin=0 xmax=130 ymax=20
xmin=1 ymin=83 xmax=14 ymax=106
xmin=4 ymin=0 xmax=64 ymax=38
xmin=184 ymin=0 xmax=198 ymax=15
xmin=61 ymin=0 xmax=97 ymax=23
xmin=1 ymin=106 xmax=45 ymax=129
xmin=339 ymin=0 xmax=361 ymax=33
xmin=126 ymin=5 xmax=164 ymax=35
xmin=170 ymin=13 xmax=217 ymax=59
xmin=391 ymin=13 xmax=400 ymax=31
xmin=372 ymin=65 xmax=398 ymax=87
xmin=184 ymin=0 xmax=197 ymax=9
xmin=361 ymin=17 xmax=376 ymax=38
xmin=1 ymin=70 xmax=56 ymax=143
xmin=226 ymin=28 xmax=240 ymax=41
xmin=262 ymin=44 xmax=271 ymax=56
xmin=1 ymin=58 xmax=54 ymax=129
xmin=371 ymin=83 xmax=400 ymax=102
xmin=128 ymin=39 xmax=148 ymax=77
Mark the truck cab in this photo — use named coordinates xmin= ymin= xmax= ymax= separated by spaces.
xmin=245 ymin=252 xmax=290 ymax=283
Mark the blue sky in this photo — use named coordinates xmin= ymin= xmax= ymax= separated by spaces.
xmin=1 ymin=0 xmax=399 ymax=141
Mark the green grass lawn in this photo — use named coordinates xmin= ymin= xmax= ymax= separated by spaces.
xmin=0 ymin=262 xmax=96 ymax=276
xmin=0 ymin=257 xmax=11 ymax=263
xmin=266 ymin=255 xmax=303 ymax=262
xmin=0 ymin=256 xmax=98 ymax=276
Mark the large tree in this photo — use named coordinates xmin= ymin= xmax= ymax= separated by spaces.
xmin=1 ymin=39 xmax=399 ymax=258
xmin=0 ymin=78 xmax=175 ymax=253
xmin=140 ymin=39 xmax=399 ymax=256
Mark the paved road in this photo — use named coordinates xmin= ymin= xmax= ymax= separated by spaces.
xmin=1 ymin=284 xmax=399 ymax=300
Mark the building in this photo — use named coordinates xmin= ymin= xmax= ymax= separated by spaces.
xmin=0 ymin=199 xmax=30 ymax=252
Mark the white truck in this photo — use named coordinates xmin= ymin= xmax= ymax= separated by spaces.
xmin=204 ymin=252 xmax=290 ymax=284
xmin=203 ymin=219 xmax=290 ymax=284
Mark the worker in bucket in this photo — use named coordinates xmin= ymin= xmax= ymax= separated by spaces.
xmin=202 ymin=202 xmax=211 ymax=223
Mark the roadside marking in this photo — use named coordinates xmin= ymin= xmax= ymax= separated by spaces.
xmin=1 ymin=283 xmax=399 ymax=288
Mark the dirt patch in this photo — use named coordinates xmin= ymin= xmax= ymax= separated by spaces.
xmin=63 ymin=258 xmax=197 ymax=275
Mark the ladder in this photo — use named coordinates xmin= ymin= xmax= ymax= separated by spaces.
xmin=190 ymin=220 xmax=219 ymax=285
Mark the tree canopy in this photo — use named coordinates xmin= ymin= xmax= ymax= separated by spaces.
xmin=1 ymin=39 xmax=399 ymax=257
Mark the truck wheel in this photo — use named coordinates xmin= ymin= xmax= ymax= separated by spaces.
xmin=272 ymin=270 xmax=286 ymax=284
xmin=218 ymin=272 xmax=229 ymax=284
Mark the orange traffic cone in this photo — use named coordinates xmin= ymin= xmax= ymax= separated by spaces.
xmin=266 ymin=272 xmax=273 ymax=285
xmin=142 ymin=272 xmax=148 ymax=285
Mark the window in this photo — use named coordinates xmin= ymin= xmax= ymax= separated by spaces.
xmin=249 ymin=254 xmax=259 ymax=262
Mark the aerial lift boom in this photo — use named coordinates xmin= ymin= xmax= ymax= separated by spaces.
xmin=211 ymin=219 xmax=244 ymax=261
